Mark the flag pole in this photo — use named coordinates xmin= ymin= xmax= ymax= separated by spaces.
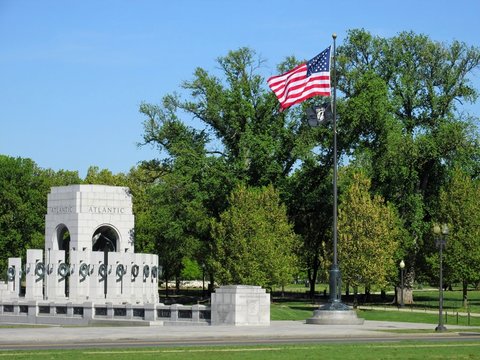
xmin=332 ymin=33 xmax=337 ymax=270
xmin=307 ymin=34 xmax=363 ymax=324
xmin=326 ymin=32 xmax=346 ymax=309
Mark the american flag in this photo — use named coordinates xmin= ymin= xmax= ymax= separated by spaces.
xmin=267 ymin=46 xmax=331 ymax=110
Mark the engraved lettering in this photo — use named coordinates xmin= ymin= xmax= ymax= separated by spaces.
xmin=87 ymin=206 xmax=126 ymax=214
xmin=49 ymin=206 xmax=74 ymax=214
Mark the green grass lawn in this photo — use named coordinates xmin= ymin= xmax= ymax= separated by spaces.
xmin=269 ymin=302 xmax=468 ymax=324
xmin=271 ymin=301 xmax=316 ymax=320
xmin=409 ymin=289 xmax=480 ymax=312
xmin=272 ymin=285 xmax=480 ymax=312
xmin=271 ymin=301 xmax=480 ymax=326
xmin=359 ymin=308 xmax=480 ymax=326
xmin=3 ymin=341 xmax=480 ymax=359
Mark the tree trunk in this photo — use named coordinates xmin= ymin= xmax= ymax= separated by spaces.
xmin=396 ymin=286 xmax=414 ymax=305
xmin=364 ymin=285 xmax=371 ymax=303
xmin=353 ymin=286 xmax=358 ymax=309
xmin=308 ymin=257 xmax=319 ymax=299
xmin=208 ymin=273 xmax=215 ymax=294
xmin=175 ymin=276 xmax=180 ymax=294
xmin=165 ymin=273 xmax=170 ymax=298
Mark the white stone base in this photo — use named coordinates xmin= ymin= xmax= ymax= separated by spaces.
xmin=306 ymin=309 xmax=364 ymax=325
xmin=211 ymin=285 xmax=270 ymax=326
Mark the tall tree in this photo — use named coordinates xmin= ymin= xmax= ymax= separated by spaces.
xmin=337 ymin=29 xmax=480 ymax=284
xmin=286 ymin=160 xmax=333 ymax=298
xmin=433 ymin=167 xmax=480 ymax=307
xmin=138 ymin=48 xmax=322 ymax=285
xmin=210 ymin=184 xmax=299 ymax=288
xmin=136 ymin=106 xmax=234 ymax=291
xmin=136 ymin=176 xmax=206 ymax=294
xmin=338 ymin=171 xmax=402 ymax=305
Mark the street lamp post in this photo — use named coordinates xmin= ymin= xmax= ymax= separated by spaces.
xmin=433 ymin=223 xmax=449 ymax=332
xmin=399 ymin=260 xmax=405 ymax=308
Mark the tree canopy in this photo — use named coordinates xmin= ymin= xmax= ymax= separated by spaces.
xmin=337 ymin=29 xmax=480 ymax=287
xmin=0 ymin=155 xmax=81 ymax=272
xmin=434 ymin=167 xmax=480 ymax=306
xmin=210 ymin=184 xmax=299 ymax=288
xmin=338 ymin=171 xmax=402 ymax=293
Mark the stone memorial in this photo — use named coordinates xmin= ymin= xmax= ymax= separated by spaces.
xmin=1 ymin=185 xmax=159 ymax=319
xmin=0 ymin=185 xmax=272 ymax=326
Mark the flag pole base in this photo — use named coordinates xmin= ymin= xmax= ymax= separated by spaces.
xmin=306 ymin=302 xmax=364 ymax=325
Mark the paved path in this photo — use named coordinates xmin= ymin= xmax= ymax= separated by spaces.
xmin=0 ymin=321 xmax=479 ymax=350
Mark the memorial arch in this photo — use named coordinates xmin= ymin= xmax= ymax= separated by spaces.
xmin=44 ymin=185 xmax=134 ymax=253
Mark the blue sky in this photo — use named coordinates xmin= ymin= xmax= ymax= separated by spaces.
xmin=1 ymin=0 xmax=479 ymax=178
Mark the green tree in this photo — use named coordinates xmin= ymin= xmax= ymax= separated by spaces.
xmin=0 ymin=155 xmax=82 ymax=273
xmin=136 ymin=172 xmax=209 ymax=294
xmin=434 ymin=167 xmax=480 ymax=307
xmin=137 ymin=100 xmax=234 ymax=290
xmin=138 ymin=48 xmax=320 ymax=288
xmin=43 ymin=168 xmax=82 ymax=187
xmin=210 ymin=184 xmax=299 ymax=288
xmin=0 ymin=156 xmax=46 ymax=271
xmin=286 ymin=161 xmax=332 ymax=298
xmin=180 ymin=258 xmax=203 ymax=281
xmin=337 ymin=29 xmax=480 ymax=285
xmin=338 ymin=171 xmax=402 ymax=305
xmin=125 ymin=164 xmax=163 ymax=253
xmin=84 ymin=166 xmax=129 ymax=186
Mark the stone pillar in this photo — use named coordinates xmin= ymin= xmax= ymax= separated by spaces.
xmin=109 ymin=252 xmax=125 ymax=303
xmin=7 ymin=258 xmax=22 ymax=298
xmin=89 ymin=252 xmax=105 ymax=302
xmin=140 ymin=254 xmax=150 ymax=303
xmin=144 ymin=303 xmax=156 ymax=321
xmin=27 ymin=300 xmax=38 ymax=323
xmin=211 ymin=285 xmax=270 ymax=326
xmin=130 ymin=255 xmax=143 ymax=304
xmin=142 ymin=254 xmax=159 ymax=303
xmin=121 ymin=253 xmax=134 ymax=302
xmin=45 ymin=250 xmax=66 ymax=301
xmin=83 ymin=301 xmax=94 ymax=321
xmin=25 ymin=249 xmax=44 ymax=300
xmin=69 ymin=250 xmax=91 ymax=302
xmin=151 ymin=254 xmax=160 ymax=303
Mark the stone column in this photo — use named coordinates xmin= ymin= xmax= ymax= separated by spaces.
xmin=7 ymin=257 xmax=22 ymax=299
xmin=69 ymin=250 xmax=91 ymax=302
xmin=46 ymin=250 xmax=66 ymax=301
xmin=25 ymin=249 xmax=44 ymax=300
